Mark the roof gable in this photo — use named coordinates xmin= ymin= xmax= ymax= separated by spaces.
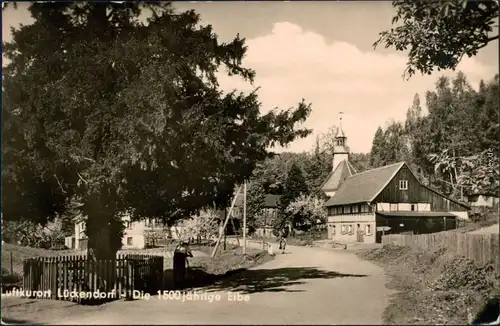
xmin=320 ymin=160 xmax=354 ymax=192
xmin=325 ymin=161 xmax=470 ymax=209
xmin=325 ymin=162 xmax=404 ymax=206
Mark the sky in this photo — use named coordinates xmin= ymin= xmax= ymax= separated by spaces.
xmin=2 ymin=2 xmax=498 ymax=154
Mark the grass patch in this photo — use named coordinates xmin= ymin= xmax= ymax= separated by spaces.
xmin=359 ymin=245 xmax=499 ymax=325
xmin=1 ymin=243 xmax=79 ymax=277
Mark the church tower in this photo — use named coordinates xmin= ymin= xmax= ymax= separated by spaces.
xmin=320 ymin=112 xmax=357 ymax=198
xmin=332 ymin=113 xmax=350 ymax=173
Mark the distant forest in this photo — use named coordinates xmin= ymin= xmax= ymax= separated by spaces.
xmin=249 ymin=72 xmax=499 ymax=202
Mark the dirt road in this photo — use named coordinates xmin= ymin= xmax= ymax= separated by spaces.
xmin=3 ymin=243 xmax=390 ymax=325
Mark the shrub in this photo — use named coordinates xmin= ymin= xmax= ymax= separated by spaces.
xmin=1 ymin=267 xmax=22 ymax=285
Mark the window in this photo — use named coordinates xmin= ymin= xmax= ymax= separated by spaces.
xmin=366 ymin=224 xmax=372 ymax=235
xmin=352 ymin=205 xmax=359 ymax=214
xmin=348 ymin=224 xmax=353 ymax=234
xmin=360 ymin=204 xmax=369 ymax=213
xmin=127 ymin=237 xmax=133 ymax=245
xmin=341 ymin=225 xmax=346 ymax=234
xmin=127 ymin=221 xmax=133 ymax=230
xmin=345 ymin=206 xmax=352 ymax=214
xmin=399 ymin=180 xmax=408 ymax=190
xmin=410 ymin=204 xmax=416 ymax=211
xmin=332 ymin=225 xmax=336 ymax=235
xmin=390 ymin=203 xmax=399 ymax=212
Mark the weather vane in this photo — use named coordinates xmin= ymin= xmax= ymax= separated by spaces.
xmin=339 ymin=111 xmax=344 ymax=122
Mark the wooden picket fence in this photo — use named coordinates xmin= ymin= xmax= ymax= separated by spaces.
xmin=22 ymin=254 xmax=163 ymax=303
xmin=382 ymin=232 xmax=500 ymax=270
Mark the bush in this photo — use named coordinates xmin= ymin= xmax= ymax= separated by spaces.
xmin=359 ymin=244 xmax=500 ymax=324
xmin=1 ymin=267 xmax=22 ymax=285
xmin=428 ymin=257 xmax=496 ymax=293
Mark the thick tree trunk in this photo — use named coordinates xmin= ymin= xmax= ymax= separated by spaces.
xmin=83 ymin=191 xmax=122 ymax=292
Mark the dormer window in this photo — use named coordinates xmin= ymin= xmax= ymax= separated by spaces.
xmin=399 ymin=180 xmax=408 ymax=190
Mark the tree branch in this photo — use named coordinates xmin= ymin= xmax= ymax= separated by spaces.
xmin=477 ymin=34 xmax=499 ymax=50
xmin=77 ymin=171 xmax=89 ymax=184
xmin=54 ymin=174 xmax=67 ymax=194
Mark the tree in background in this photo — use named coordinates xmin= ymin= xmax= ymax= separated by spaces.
xmin=375 ymin=0 xmax=499 ymax=78
xmin=285 ymin=195 xmax=327 ymax=232
xmin=174 ymin=209 xmax=220 ymax=243
xmin=303 ymin=137 xmax=331 ymax=195
xmin=369 ymin=72 xmax=499 ymax=197
xmin=349 ymin=153 xmax=370 ymax=173
xmin=2 ymin=3 xmax=312 ymax=259
xmin=275 ymin=163 xmax=309 ymax=235
xmin=246 ymin=181 xmax=267 ymax=233
xmin=369 ymin=127 xmax=386 ymax=168
xmin=2 ymin=219 xmax=65 ymax=249
xmin=458 ymin=150 xmax=499 ymax=195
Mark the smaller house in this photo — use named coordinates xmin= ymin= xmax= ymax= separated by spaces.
xmin=66 ymin=215 xmax=164 ymax=250
xmin=221 ymin=192 xmax=281 ymax=237
xmin=468 ymin=192 xmax=499 ymax=213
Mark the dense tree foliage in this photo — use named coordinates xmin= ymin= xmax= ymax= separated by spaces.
xmin=245 ymin=180 xmax=267 ymax=233
xmin=2 ymin=2 xmax=311 ymax=259
xmin=376 ymin=0 xmax=499 ymax=78
xmin=285 ymin=195 xmax=327 ymax=232
xmin=369 ymin=72 xmax=499 ymax=199
xmin=273 ymin=163 xmax=308 ymax=234
xmin=173 ymin=209 xmax=219 ymax=243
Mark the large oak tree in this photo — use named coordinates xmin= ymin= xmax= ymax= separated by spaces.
xmin=2 ymin=2 xmax=311 ymax=260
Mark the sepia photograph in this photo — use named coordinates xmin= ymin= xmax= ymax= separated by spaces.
xmin=1 ymin=1 xmax=499 ymax=325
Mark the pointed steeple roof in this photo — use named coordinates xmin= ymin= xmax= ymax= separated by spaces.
xmin=320 ymin=160 xmax=357 ymax=193
xmin=336 ymin=113 xmax=346 ymax=138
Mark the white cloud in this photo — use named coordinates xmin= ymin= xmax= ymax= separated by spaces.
xmin=217 ymin=21 xmax=496 ymax=154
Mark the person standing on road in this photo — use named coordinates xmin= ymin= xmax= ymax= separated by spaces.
xmin=173 ymin=241 xmax=193 ymax=290
xmin=278 ymin=226 xmax=288 ymax=254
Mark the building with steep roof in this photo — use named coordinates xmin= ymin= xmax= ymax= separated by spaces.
xmin=324 ymin=161 xmax=470 ymax=244
xmin=320 ymin=114 xmax=357 ymax=197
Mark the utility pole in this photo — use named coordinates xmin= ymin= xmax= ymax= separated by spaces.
xmin=243 ymin=181 xmax=247 ymax=255
xmin=212 ymin=185 xmax=242 ymax=257
xmin=223 ymin=210 xmax=227 ymax=251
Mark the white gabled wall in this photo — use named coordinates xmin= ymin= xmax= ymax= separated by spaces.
xmin=327 ymin=212 xmax=376 ymax=244
xmin=332 ymin=154 xmax=348 ymax=175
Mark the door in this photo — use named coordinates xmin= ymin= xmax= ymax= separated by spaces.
xmin=356 ymin=224 xmax=364 ymax=242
